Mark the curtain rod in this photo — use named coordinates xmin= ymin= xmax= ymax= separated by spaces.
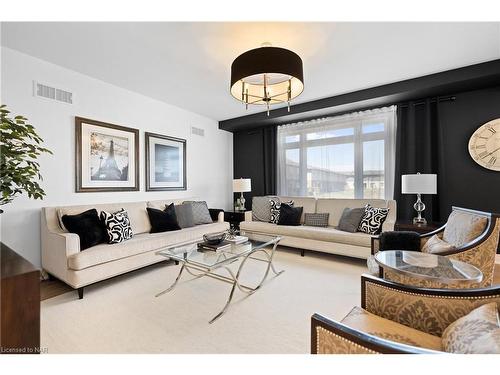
xmin=398 ymin=95 xmax=456 ymax=108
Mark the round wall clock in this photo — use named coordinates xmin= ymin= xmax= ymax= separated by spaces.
xmin=468 ymin=118 xmax=500 ymax=171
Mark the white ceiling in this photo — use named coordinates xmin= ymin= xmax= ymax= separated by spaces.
xmin=2 ymin=22 xmax=500 ymax=121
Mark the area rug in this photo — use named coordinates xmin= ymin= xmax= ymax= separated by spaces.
xmin=41 ymin=248 xmax=366 ymax=353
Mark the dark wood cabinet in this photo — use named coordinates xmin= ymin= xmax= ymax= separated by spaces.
xmin=394 ymin=221 xmax=444 ymax=235
xmin=1 ymin=243 xmax=40 ymax=354
xmin=224 ymin=211 xmax=247 ymax=229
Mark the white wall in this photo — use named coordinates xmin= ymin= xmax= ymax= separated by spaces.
xmin=0 ymin=47 xmax=233 ymax=267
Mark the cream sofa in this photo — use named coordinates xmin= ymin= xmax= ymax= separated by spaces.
xmin=41 ymin=199 xmax=229 ymax=298
xmin=240 ymin=197 xmax=396 ymax=259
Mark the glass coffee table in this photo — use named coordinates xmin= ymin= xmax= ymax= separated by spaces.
xmin=156 ymin=232 xmax=283 ymax=323
xmin=375 ymin=250 xmax=483 ymax=287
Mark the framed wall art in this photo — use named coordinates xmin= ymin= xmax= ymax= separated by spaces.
xmin=75 ymin=117 xmax=139 ymax=192
xmin=145 ymin=132 xmax=186 ymax=191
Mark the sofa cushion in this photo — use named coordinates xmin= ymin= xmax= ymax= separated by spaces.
xmin=340 ymin=306 xmax=442 ymax=350
xmin=279 ymin=196 xmax=316 ymax=223
xmin=277 ymin=204 xmax=303 ymax=226
xmin=174 ymin=204 xmax=195 ymax=228
xmin=100 ymin=209 xmax=134 ymax=244
xmin=338 ymin=207 xmax=365 ymax=233
xmin=251 ymin=196 xmax=277 ymax=222
xmin=240 ymin=221 xmax=373 ymax=247
xmin=443 ymin=210 xmax=488 ymax=247
xmin=67 ymin=221 xmax=229 ymax=270
xmin=183 ymin=201 xmax=213 ymax=225
xmin=57 ymin=201 xmax=151 ymax=234
xmin=358 ymin=204 xmax=390 ymax=235
xmin=270 ymin=198 xmax=293 ymax=224
xmin=441 ymin=302 xmax=500 ymax=354
xmin=61 ymin=209 xmax=108 ymax=250
xmin=304 ymin=213 xmax=329 ymax=227
xmin=147 ymin=204 xmax=181 ymax=233
xmin=316 ymin=198 xmax=392 ymax=227
xmin=421 ymin=234 xmax=456 ymax=254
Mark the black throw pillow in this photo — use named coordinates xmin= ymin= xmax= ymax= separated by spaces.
xmin=147 ymin=203 xmax=181 ymax=233
xmin=277 ymin=204 xmax=303 ymax=226
xmin=379 ymin=231 xmax=421 ymax=252
xmin=61 ymin=209 xmax=108 ymax=250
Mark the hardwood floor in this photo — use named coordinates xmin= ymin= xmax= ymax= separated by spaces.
xmin=40 ymin=254 xmax=500 ymax=301
xmin=41 ymin=279 xmax=73 ymax=301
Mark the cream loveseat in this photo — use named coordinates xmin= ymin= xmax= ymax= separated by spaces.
xmin=240 ymin=197 xmax=396 ymax=259
xmin=41 ymin=199 xmax=229 ymax=298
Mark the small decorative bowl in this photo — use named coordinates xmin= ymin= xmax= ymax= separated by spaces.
xmin=203 ymin=232 xmax=226 ymax=245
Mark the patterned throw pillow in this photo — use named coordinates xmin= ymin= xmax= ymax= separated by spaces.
xmin=252 ymin=196 xmax=277 ymax=222
xmin=441 ymin=302 xmax=500 ymax=353
xmin=358 ymin=204 xmax=389 ymax=235
xmin=421 ymin=234 xmax=457 ymax=254
xmin=304 ymin=213 xmax=329 ymax=227
xmin=269 ymin=198 xmax=293 ymax=224
xmin=182 ymin=201 xmax=213 ymax=225
xmin=100 ymin=209 xmax=134 ymax=244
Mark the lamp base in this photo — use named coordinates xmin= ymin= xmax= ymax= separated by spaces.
xmin=413 ymin=217 xmax=427 ymax=225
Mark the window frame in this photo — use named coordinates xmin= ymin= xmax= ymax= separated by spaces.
xmin=277 ymin=108 xmax=396 ymax=199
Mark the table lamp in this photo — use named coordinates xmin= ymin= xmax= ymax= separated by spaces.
xmin=401 ymin=173 xmax=437 ymax=225
xmin=232 ymin=178 xmax=251 ymax=211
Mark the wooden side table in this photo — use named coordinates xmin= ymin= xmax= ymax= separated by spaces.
xmin=1 ymin=243 xmax=40 ymax=354
xmin=394 ymin=220 xmax=443 ymax=234
xmin=224 ymin=210 xmax=247 ymax=229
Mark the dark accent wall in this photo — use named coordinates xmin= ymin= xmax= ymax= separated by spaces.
xmin=233 ymin=86 xmax=500 ymax=220
xmin=433 ymin=86 xmax=500 ymax=217
xmin=233 ymin=127 xmax=276 ymax=210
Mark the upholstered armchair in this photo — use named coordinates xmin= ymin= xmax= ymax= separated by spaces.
xmin=368 ymin=207 xmax=500 ymax=288
xmin=311 ymin=274 xmax=500 ymax=354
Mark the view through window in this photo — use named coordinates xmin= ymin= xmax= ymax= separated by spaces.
xmin=277 ymin=106 xmax=397 ymax=199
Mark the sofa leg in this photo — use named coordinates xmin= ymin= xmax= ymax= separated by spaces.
xmin=301 ymin=249 xmax=305 ymax=257
xmin=47 ymin=273 xmax=55 ymax=281
xmin=77 ymin=287 xmax=84 ymax=299
xmin=174 ymin=260 xmax=179 ymax=265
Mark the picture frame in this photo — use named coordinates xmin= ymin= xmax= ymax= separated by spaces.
xmin=145 ymin=132 xmax=187 ymax=191
xmin=75 ymin=117 xmax=139 ymax=192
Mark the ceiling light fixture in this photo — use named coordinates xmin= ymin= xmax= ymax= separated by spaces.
xmin=230 ymin=43 xmax=304 ymax=116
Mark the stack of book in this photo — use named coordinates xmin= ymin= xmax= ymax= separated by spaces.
xmin=197 ymin=241 xmax=231 ymax=252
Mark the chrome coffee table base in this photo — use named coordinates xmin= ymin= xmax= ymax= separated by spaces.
xmin=155 ymin=243 xmax=284 ymax=324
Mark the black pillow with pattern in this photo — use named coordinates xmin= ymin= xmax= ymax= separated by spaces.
xmin=358 ymin=204 xmax=390 ymax=235
xmin=100 ymin=209 xmax=134 ymax=244
xmin=269 ymin=198 xmax=294 ymax=224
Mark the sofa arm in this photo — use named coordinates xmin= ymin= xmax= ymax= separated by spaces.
xmin=381 ymin=220 xmax=395 ymax=233
xmin=311 ymin=314 xmax=436 ymax=354
xmin=244 ymin=211 xmax=253 ymax=222
xmin=361 ymin=274 xmax=500 ymax=336
xmin=41 ymin=227 xmax=80 ymax=280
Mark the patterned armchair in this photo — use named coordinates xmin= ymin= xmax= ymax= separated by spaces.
xmin=311 ymin=274 xmax=500 ymax=354
xmin=369 ymin=207 xmax=500 ymax=288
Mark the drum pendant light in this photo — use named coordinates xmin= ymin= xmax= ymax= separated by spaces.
xmin=230 ymin=43 xmax=304 ymax=115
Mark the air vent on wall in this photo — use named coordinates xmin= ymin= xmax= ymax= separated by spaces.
xmin=33 ymin=81 xmax=73 ymax=104
xmin=191 ymin=126 xmax=205 ymax=137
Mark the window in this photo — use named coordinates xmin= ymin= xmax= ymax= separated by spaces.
xmin=277 ymin=106 xmax=397 ymax=199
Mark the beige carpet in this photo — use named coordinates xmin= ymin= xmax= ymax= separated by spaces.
xmin=41 ymin=248 xmax=366 ymax=354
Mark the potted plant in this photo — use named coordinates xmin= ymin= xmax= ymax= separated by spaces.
xmin=0 ymin=105 xmax=52 ymax=213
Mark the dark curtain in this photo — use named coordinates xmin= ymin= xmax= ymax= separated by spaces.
xmin=262 ymin=126 xmax=277 ymax=195
xmin=394 ymin=98 xmax=446 ymax=222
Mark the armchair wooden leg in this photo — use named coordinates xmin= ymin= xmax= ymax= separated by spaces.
xmin=77 ymin=287 xmax=84 ymax=299
xmin=301 ymin=249 xmax=305 ymax=257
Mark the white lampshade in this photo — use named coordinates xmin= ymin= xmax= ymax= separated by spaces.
xmin=402 ymin=174 xmax=437 ymax=194
xmin=233 ymin=178 xmax=252 ymax=193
